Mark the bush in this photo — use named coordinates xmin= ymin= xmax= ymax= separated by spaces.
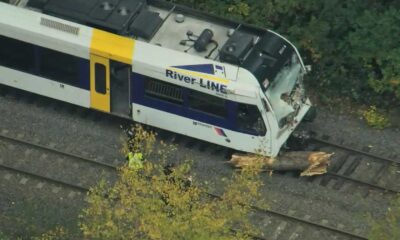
xmin=0 ymin=232 xmax=10 ymax=240
xmin=79 ymin=125 xmax=266 ymax=239
xmin=362 ymin=106 xmax=390 ymax=129
xmin=31 ymin=227 xmax=69 ymax=240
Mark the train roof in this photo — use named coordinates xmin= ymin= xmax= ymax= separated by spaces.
xmin=0 ymin=2 xmax=259 ymax=99
xmin=24 ymin=0 xmax=304 ymax=85
xmin=25 ymin=0 xmax=264 ymax=60
xmin=0 ymin=1 xmax=92 ymax=59
xmin=2 ymin=0 xmax=305 ymax=99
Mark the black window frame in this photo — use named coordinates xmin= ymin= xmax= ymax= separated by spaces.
xmin=39 ymin=46 xmax=81 ymax=87
xmin=236 ymin=103 xmax=267 ymax=136
xmin=95 ymin=63 xmax=107 ymax=94
xmin=0 ymin=35 xmax=35 ymax=74
xmin=188 ymin=89 xmax=227 ymax=118
xmin=0 ymin=35 xmax=84 ymax=88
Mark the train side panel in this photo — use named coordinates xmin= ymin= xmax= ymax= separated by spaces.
xmin=0 ymin=66 xmax=90 ymax=107
xmin=0 ymin=3 xmax=278 ymax=155
xmin=0 ymin=3 xmax=92 ymax=107
xmin=0 ymin=3 xmax=91 ymax=59
xmin=131 ymin=102 xmax=269 ymax=154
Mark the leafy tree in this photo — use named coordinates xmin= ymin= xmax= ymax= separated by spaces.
xmin=170 ymin=0 xmax=400 ymax=107
xmin=0 ymin=232 xmax=10 ymax=240
xmin=79 ymin=125 xmax=266 ymax=240
xmin=369 ymin=196 xmax=400 ymax=240
xmin=348 ymin=7 xmax=400 ymax=101
xmin=31 ymin=227 xmax=69 ymax=240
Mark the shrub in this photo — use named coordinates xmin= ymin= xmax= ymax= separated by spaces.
xmin=362 ymin=106 xmax=390 ymax=129
xmin=79 ymin=125 xmax=266 ymax=239
xmin=0 ymin=232 xmax=10 ymax=240
xmin=31 ymin=227 xmax=69 ymax=240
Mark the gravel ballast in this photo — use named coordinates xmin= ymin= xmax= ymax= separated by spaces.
xmin=0 ymin=89 xmax=399 ymax=238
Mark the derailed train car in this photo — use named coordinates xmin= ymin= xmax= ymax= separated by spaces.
xmin=0 ymin=0 xmax=312 ymax=157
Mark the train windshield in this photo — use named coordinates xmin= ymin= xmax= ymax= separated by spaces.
xmin=237 ymin=103 xmax=267 ymax=136
xmin=264 ymin=54 xmax=305 ymax=126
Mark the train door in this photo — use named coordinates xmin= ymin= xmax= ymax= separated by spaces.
xmin=110 ymin=61 xmax=131 ymax=116
xmin=90 ymin=54 xmax=110 ymax=112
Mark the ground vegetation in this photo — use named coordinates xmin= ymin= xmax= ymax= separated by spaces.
xmin=369 ymin=196 xmax=400 ymax=240
xmin=28 ymin=125 xmax=266 ymax=239
xmin=79 ymin=125 xmax=265 ymax=239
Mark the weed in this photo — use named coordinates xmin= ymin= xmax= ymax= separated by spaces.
xmin=362 ymin=106 xmax=390 ymax=129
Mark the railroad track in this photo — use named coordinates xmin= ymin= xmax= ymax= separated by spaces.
xmin=159 ymin=128 xmax=400 ymax=197
xmin=0 ymin=132 xmax=118 ymax=191
xmin=306 ymin=134 xmax=400 ymax=196
xmin=0 ymin=85 xmax=388 ymax=238
xmin=0 ymin=132 xmax=367 ymax=240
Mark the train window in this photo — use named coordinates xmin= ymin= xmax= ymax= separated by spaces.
xmin=144 ymin=78 xmax=183 ymax=105
xmin=95 ymin=63 xmax=107 ymax=94
xmin=39 ymin=47 xmax=80 ymax=87
xmin=237 ymin=103 xmax=266 ymax=135
xmin=0 ymin=35 xmax=35 ymax=74
xmin=188 ymin=90 xmax=226 ymax=118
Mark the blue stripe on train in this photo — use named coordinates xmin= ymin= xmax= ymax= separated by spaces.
xmin=172 ymin=64 xmax=214 ymax=75
xmin=78 ymin=60 xmax=90 ymax=90
xmin=33 ymin=45 xmax=89 ymax=90
xmin=130 ymin=73 xmax=238 ymax=132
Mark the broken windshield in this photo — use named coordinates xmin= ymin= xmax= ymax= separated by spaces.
xmin=264 ymin=54 xmax=304 ymax=124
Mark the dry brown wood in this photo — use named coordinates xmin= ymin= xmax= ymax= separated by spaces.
xmin=228 ymin=151 xmax=333 ymax=176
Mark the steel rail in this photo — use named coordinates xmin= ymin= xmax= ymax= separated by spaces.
xmin=2 ymin=162 xmax=366 ymax=240
xmin=311 ymin=136 xmax=399 ymax=194
xmin=207 ymin=192 xmax=367 ymax=240
xmin=311 ymin=137 xmax=399 ymax=164
xmin=0 ymin=133 xmax=116 ymax=170
xmin=325 ymin=172 xmax=399 ymax=194
xmin=0 ymin=161 xmax=268 ymax=240
xmin=0 ymin=164 xmax=87 ymax=192
xmin=0 ymin=133 xmax=367 ymax=240
xmin=259 ymin=207 xmax=367 ymax=240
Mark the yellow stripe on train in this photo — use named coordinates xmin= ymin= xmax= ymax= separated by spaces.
xmin=90 ymin=29 xmax=135 ymax=64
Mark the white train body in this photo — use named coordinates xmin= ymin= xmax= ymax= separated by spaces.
xmin=0 ymin=0 xmax=311 ymax=157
